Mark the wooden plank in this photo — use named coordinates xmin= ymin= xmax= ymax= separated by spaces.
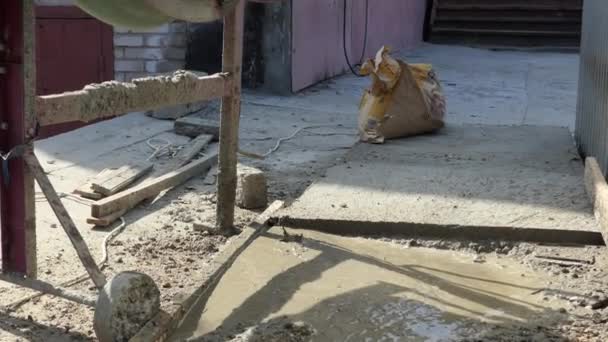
xmin=73 ymin=168 xmax=115 ymax=200
xmin=86 ymin=209 xmax=127 ymax=227
xmin=73 ymin=186 xmax=103 ymax=200
xmin=174 ymin=117 xmax=220 ymax=140
xmin=164 ymin=134 xmax=213 ymax=171
xmin=23 ymin=151 xmax=107 ymax=289
xmin=23 ymin=0 xmax=37 ymax=278
xmin=91 ymin=162 xmax=153 ymax=196
xmin=91 ymin=152 xmax=218 ymax=218
xmin=216 ymin=1 xmax=245 ymax=233
xmin=36 ymin=72 xmax=232 ymax=127
xmin=584 ymin=157 xmax=608 ymax=245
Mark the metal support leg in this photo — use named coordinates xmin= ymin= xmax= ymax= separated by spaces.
xmin=216 ymin=0 xmax=245 ymax=233
xmin=0 ymin=0 xmax=37 ymax=277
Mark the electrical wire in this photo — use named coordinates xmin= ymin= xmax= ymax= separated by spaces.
xmin=259 ymin=125 xmax=356 ymax=158
xmin=343 ymin=0 xmax=369 ymax=77
xmin=146 ymin=137 xmax=174 ymax=161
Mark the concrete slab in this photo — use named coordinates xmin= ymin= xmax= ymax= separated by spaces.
xmin=170 ymin=227 xmax=568 ymax=341
xmin=246 ymin=44 xmax=579 ymax=131
xmin=404 ymin=44 xmax=579 ymax=130
xmin=281 ymin=125 xmax=603 ymax=245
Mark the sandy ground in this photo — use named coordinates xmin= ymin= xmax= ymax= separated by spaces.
xmin=0 ymin=43 xmax=598 ymax=341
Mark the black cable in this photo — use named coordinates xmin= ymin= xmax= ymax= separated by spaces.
xmin=343 ymin=0 xmax=369 ymax=77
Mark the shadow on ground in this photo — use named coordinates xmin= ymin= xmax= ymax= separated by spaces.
xmin=175 ymin=230 xmax=578 ymax=341
xmin=0 ymin=310 xmax=93 ymax=342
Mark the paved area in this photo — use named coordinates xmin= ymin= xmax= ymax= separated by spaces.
xmin=0 ymin=43 xmax=586 ymax=340
xmin=168 ymin=45 xmax=591 ymax=340
xmin=248 ymin=43 xmax=579 ymax=130
xmin=281 ymin=125 xmax=601 ymax=244
xmin=170 ymin=227 xmax=567 ymax=341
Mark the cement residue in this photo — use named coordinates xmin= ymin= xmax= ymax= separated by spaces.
xmin=193 ymin=318 xmax=316 ymax=342
xmin=170 ymin=227 xmax=575 ymax=342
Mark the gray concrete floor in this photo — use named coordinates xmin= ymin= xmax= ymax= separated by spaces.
xmin=171 ymin=227 xmax=564 ymax=342
xmin=0 ymin=43 xmax=587 ymax=340
xmin=282 ymin=125 xmax=600 ymax=244
xmin=170 ymin=44 xmax=592 ymax=340
xmin=275 ymin=44 xmax=595 ymax=243
xmin=248 ymin=43 xmax=579 ymax=130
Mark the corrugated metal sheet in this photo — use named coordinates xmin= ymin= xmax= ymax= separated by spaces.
xmin=576 ymin=0 xmax=608 ymax=174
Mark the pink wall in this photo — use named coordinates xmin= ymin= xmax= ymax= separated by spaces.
xmin=292 ymin=0 xmax=427 ymax=92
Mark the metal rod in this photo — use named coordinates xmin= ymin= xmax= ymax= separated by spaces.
xmin=216 ymin=0 xmax=245 ymax=233
xmin=23 ymin=150 xmax=107 ymax=289
xmin=0 ymin=273 xmax=96 ymax=307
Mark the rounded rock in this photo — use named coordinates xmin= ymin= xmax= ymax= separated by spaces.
xmin=94 ymin=271 xmax=160 ymax=342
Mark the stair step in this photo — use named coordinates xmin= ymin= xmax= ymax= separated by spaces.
xmin=434 ymin=21 xmax=581 ymax=31
xmin=436 ymin=11 xmax=581 ymax=23
xmin=437 ymin=0 xmax=583 ymax=11
xmin=430 ymin=32 xmax=581 ymax=48
xmin=431 ymin=27 xmax=581 ymax=37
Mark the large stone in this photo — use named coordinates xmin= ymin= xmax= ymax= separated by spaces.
xmin=236 ymin=164 xmax=268 ymax=209
xmin=94 ymin=271 xmax=160 ymax=342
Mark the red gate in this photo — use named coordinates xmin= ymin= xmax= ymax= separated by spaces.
xmin=35 ymin=6 xmax=114 ymax=138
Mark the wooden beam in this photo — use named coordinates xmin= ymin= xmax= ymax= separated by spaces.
xmin=73 ymin=168 xmax=116 ymax=200
xmin=23 ymin=151 xmax=107 ymax=289
xmin=174 ymin=117 xmax=220 ymax=140
xmin=22 ymin=0 xmax=37 ymax=278
xmin=163 ymin=134 xmax=213 ymax=171
xmin=91 ymin=152 xmax=218 ymax=218
xmin=584 ymin=157 xmax=608 ymax=245
xmin=36 ymin=72 xmax=232 ymax=127
xmin=216 ymin=0 xmax=245 ymax=233
xmin=91 ymin=162 xmax=153 ymax=196
xmin=86 ymin=209 xmax=127 ymax=227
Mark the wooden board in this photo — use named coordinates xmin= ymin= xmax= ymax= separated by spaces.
xmin=216 ymin=0 xmax=245 ymax=232
xmin=174 ymin=117 xmax=220 ymax=140
xmin=91 ymin=162 xmax=153 ymax=196
xmin=584 ymin=157 xmax=608 ymax=246
xmin=86 ymin=209 xmax=127 ymax=227
xmin=73 ymin=168 xmax=115 ymax=200
xmin=164 ymin=134 xmax=213 ymax=171
xmin=91 ymin=152 xmax=218 ymax=218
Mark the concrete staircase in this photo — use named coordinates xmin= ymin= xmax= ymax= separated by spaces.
xmin=427 ymin=0 xmax=583 ymax=48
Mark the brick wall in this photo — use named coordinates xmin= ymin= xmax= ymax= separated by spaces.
xmin=113 ymin=22 xmax=188 ymax=81
xmin=36 ymin=0 xmax=189 ymax=82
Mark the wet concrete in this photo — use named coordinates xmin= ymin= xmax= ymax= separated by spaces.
xmin=170 ymin=227 xmax=569 ymax=341
xmin=281 ymin=125 xmax=602 ymax=245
